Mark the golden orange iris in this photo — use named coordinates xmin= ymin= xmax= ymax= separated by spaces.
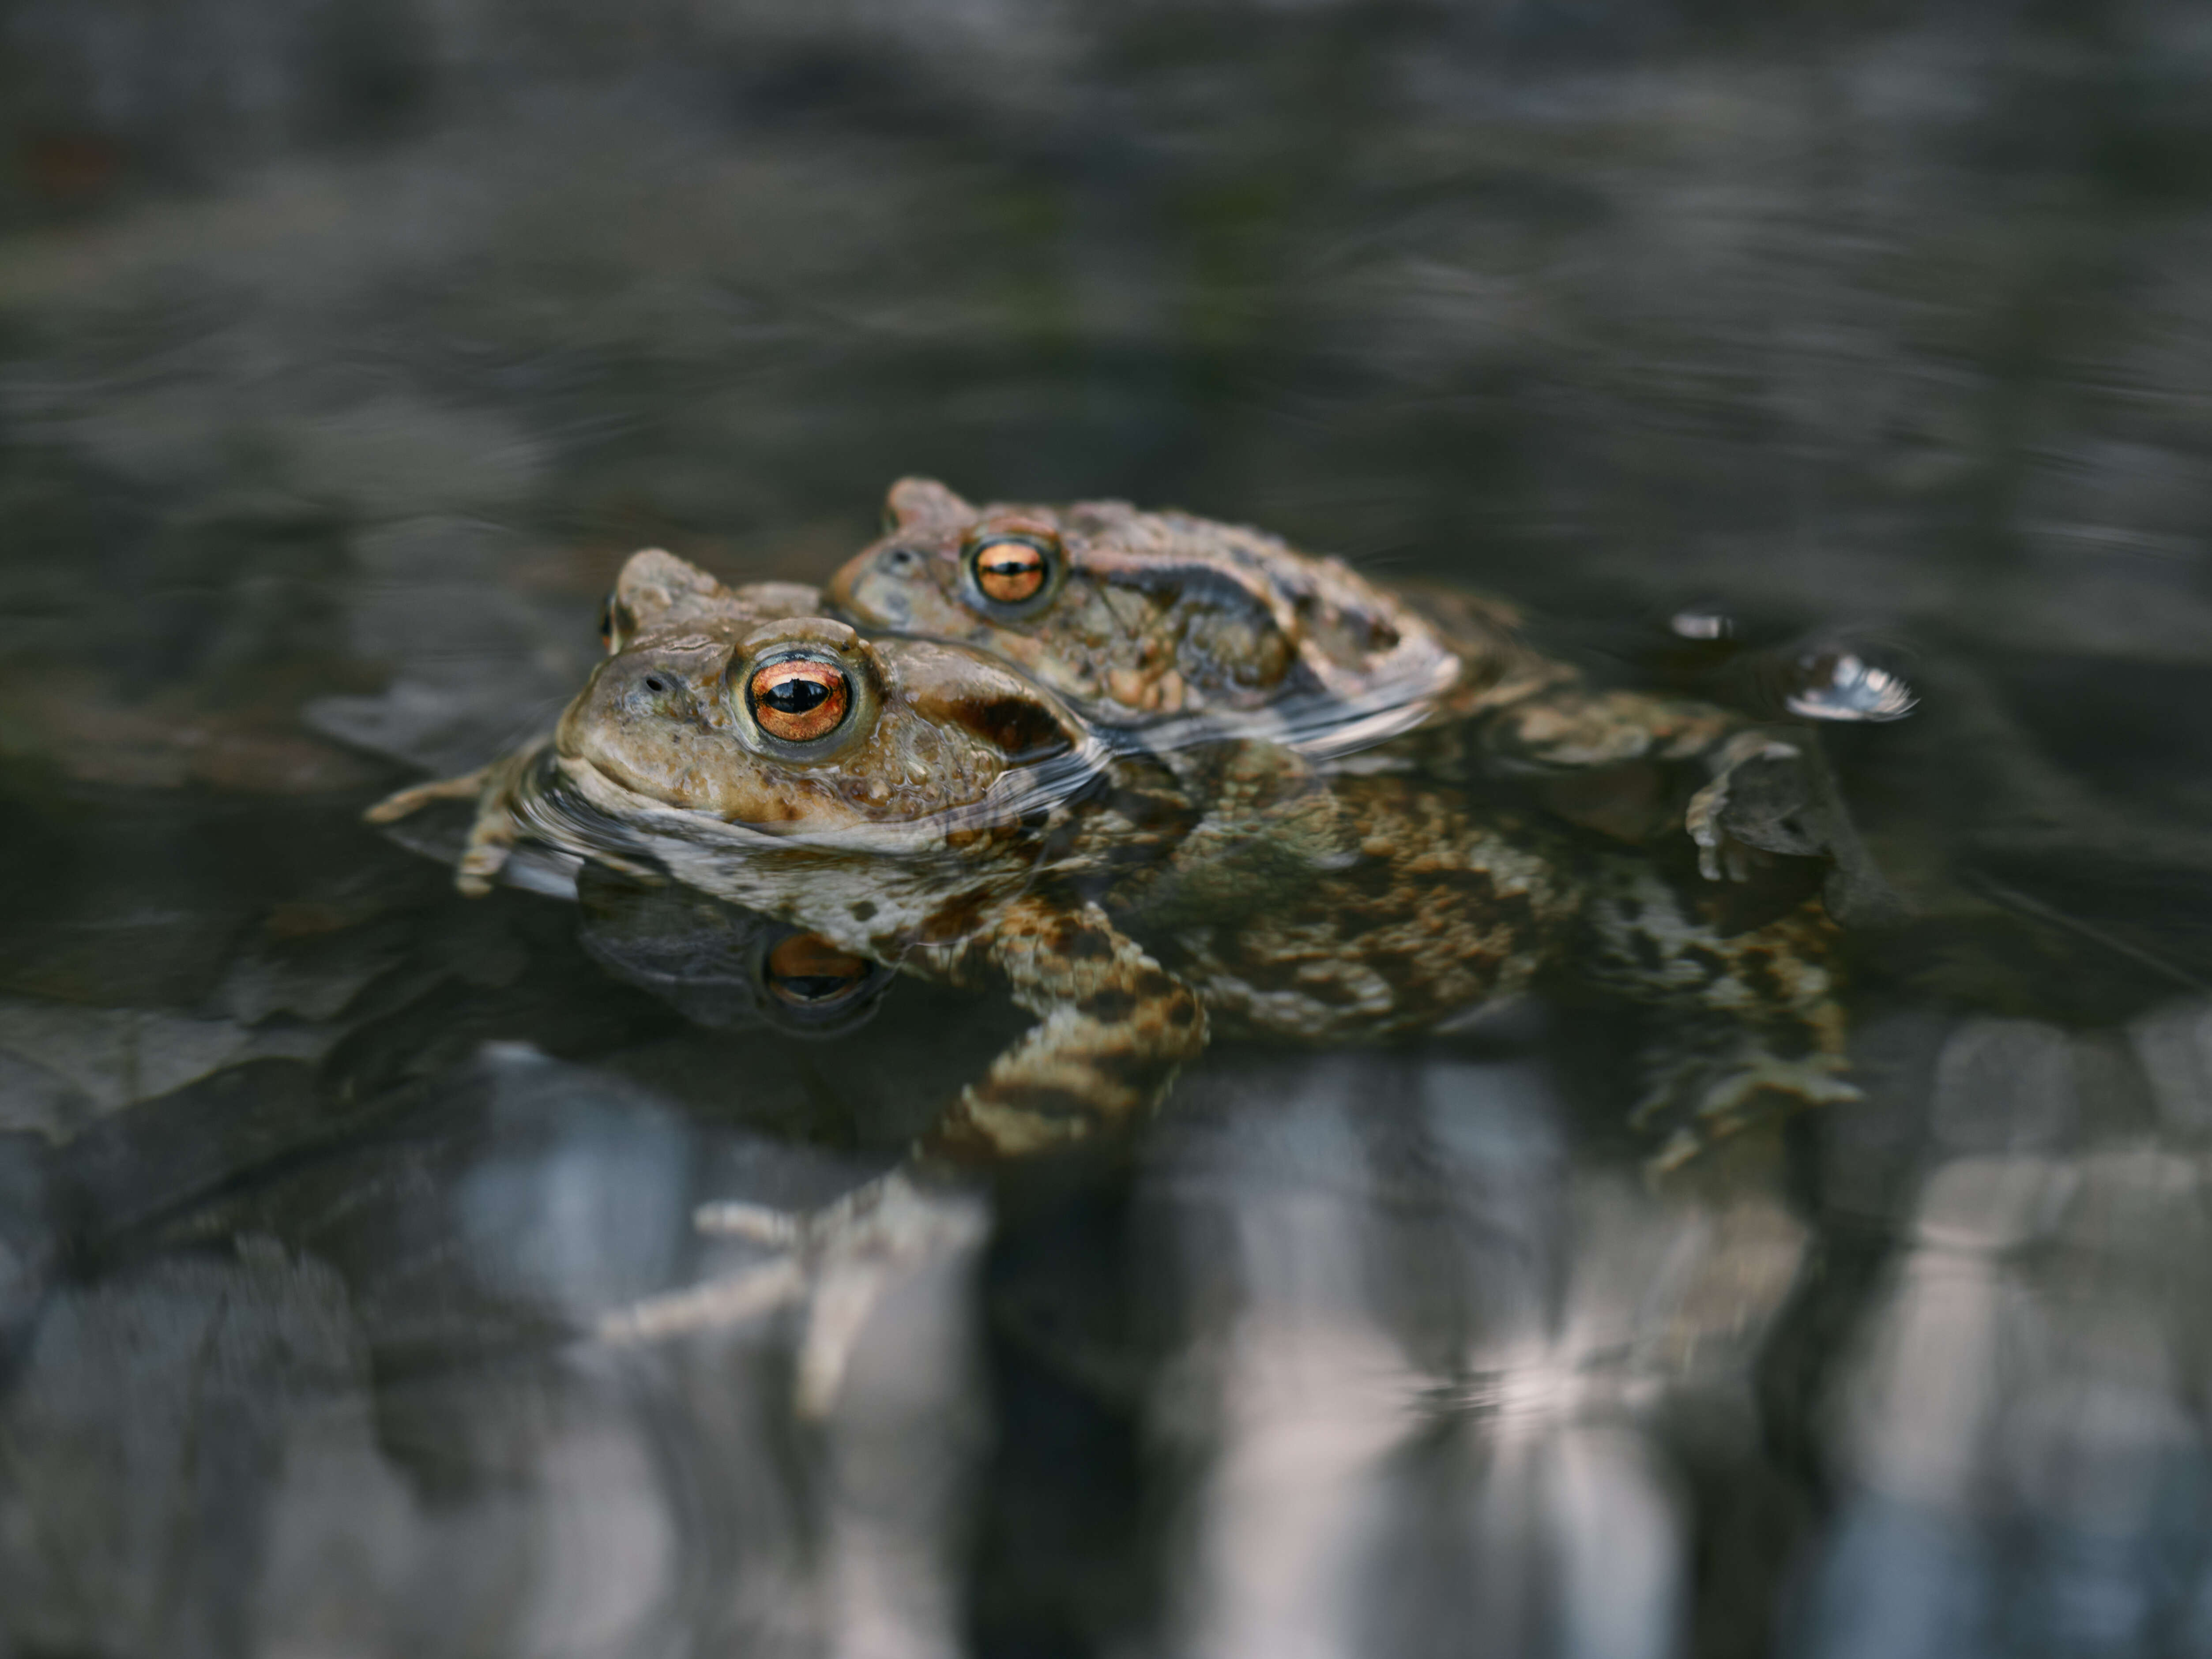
xmin=764 ymin=933 xmax=873 ymax=1004
xmin=747 ymin=657 xmax=850 ymax=741
xmin=598 ymin=592 xmax=634 ymax=655
xmin=970 ymin=536 xmax=1051 ymax=604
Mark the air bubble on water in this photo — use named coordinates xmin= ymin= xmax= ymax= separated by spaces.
xmin=1784 ymin=650 xmax=1917 ymax=722
xmin=1670 ymin=608 xmax=1733 ymax=641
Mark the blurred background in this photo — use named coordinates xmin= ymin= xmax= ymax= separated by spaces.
xmin=3 ymin=2 xmax=2212 ymax=1655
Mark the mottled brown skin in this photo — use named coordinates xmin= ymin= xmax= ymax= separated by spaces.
xmin=827 ymin=479 xmax=1825 ymax=876
xmin=371 ymin=567 xmax=1853 ymax=1170
xmin=598 ymin=548 xmax=820 ymax=654
xmin=828 ymin=478 xmax=1561 ymax=752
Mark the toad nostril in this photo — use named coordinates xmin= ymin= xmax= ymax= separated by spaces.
xmin=642 ymin=674 xmax=669 ymax=694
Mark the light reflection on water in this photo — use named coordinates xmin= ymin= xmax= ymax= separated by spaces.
xmin=4 ymin=1 xmax=2212 ymax=1654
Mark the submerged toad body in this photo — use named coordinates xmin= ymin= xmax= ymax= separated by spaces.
xmin=379 ymin=579 xmax=1853 ymax=1171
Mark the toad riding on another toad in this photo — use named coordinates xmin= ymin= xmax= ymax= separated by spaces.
xmin=370 ymin=479 xmax=1889 ymax=1176
xmin=363 ymin=478 xmax=1906 ymax=1407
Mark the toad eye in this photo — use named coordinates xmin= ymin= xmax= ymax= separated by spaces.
xmin=598 ymin=592 xmax=636 ymax=655
xmin=745 ymin=657 xmax=852 ymax=742
xmin=764 ymin=932 xmax=876 ymax=1008
xmin=966 ymin=532 xmax=1056 ymax=607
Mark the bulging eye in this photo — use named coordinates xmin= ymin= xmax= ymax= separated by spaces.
xmin=966 ymin=532 xmax=1056 ymax=607
xmin=745 ymin=656 xmax=852 ymax=742
xmin=764 ymin=932 xmax=875 ymax=1007
xmin=598 ymin=592 xmax=636 ymax=655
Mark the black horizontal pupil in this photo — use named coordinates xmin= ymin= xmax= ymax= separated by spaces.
xmin=762 ymin=677 xmax=831 ymax=714
xmin=779 ymin=972 xmax=861 ymax=1002
xmin=985 ymin=553 xmax=1031 ymax=575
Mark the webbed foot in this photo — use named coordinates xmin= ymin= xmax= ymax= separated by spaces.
xmin=363 ymin=767 xmax=492 ymax=823
xmin=364 ymin=757 xmax=523 ymax=895
xmin=1684 ymin=731 xmax=1816 ymax=882
xmin=598 ymin=1169 xmax=989 ymax=1418
xmin=1633 ymin=1048 xmax=1861 ymax=1174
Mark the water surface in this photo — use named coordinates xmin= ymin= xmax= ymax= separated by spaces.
xmin=4 ymin=4 xmax=2212 ymax=1655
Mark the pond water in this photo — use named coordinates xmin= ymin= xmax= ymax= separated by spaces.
xmin=4 ymin=4 xmax=2212 ymax=1656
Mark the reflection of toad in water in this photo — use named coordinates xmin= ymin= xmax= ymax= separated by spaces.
xmin=371 ymin=488 xmax=1871 ymax=1176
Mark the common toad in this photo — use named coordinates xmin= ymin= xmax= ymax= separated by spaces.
xmin=375 ymin=605 xmax=1852 ymax=1173
xmin=827 ymin=480 xmax=1851 ymax=884
xmin=827 ymin=477 xmax=1549 ymax=752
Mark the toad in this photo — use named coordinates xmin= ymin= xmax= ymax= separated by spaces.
xmin=826 ymin=477 xmax=1546 ymax=753
xmin=372 ymin=606 xmax=1853 ymax=1175
xmin=827 ymin=480 xmax=1868 ymax=887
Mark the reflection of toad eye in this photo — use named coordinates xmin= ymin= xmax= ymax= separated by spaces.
xmin=967 ymin=534 xmax=1054 ymax=606
xmin=764 ymin=932 xmax=875 ymax=1007
xmin=745 ymin=657 xmax=851 ymax=742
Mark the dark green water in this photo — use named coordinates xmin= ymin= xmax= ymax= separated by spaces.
xmin=4 ymin=4 xmax=2212 ymax=1655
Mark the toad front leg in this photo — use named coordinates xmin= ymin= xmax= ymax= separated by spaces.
xmin=363 ymin=757 xmax=515 ymax=893
xmin=921 ymin=894 xmax=1210 ymax=1162
xmin=365 ymin=741 xmax=660 ymax=894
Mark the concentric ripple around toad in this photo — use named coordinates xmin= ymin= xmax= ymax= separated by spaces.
xmin=371 ymin=597 xmax=1857 ymax=1174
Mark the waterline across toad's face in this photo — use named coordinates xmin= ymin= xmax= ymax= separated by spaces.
xmin=553 ymin=608 xmax=1099 ymax=839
